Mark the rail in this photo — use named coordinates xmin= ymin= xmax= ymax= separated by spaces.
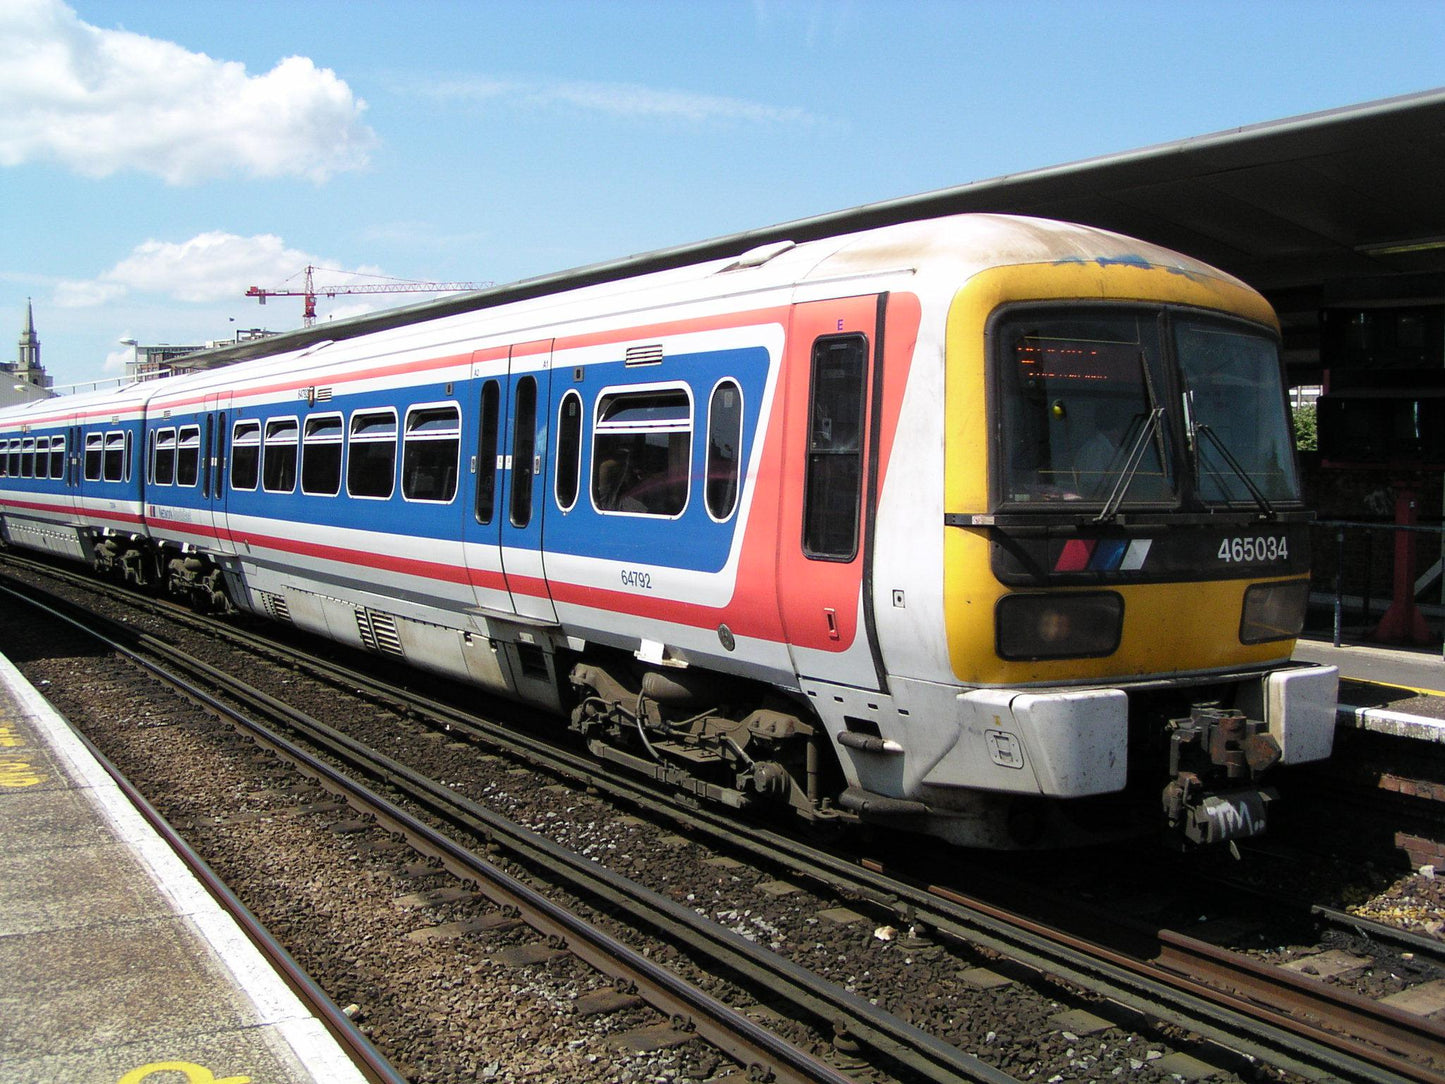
xmin=6 ymin=551 xmax=1442 ymax=1083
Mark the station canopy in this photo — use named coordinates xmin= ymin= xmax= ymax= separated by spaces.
xmin=210 ymin=88 xmax=1445 ymax=379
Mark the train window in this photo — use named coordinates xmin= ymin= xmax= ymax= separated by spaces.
xmin=301 ymin=413 xmax=344 ymax=496
xmin=34 ymin=437 xmax=49 ymax=479
xmin=591 ymin=386 xmax=691 ymax=516
xmin=802 ymin=336 xmax=867 ymax=559
xmin=84 ymin=434 xmax=102 ymax=480
xmin=8 ymin=439 xmax=21 ymax=477
xmin=153 ymin=428 xmax=177 ymax=486
xmin=0 ymin=440 xmax=6 ymax=477
xmin=231 ymin=420 xmax=261 ymax=491
xmin=20 ymin=438 xmax=35 ymax=479
xmin=510 ymin=377 xmax=537 ymax=527
xmin=705 ymin=380 xmax=743 ymax=521
xmin=262 ymin=418 xmax=299 ymax=493
xmin=124 ymin=430 xmax=134 ymax=483
xmin=49 ymin=435 xmax=65 ymax=481
xmin=555 ymin=391 xmax=582 ymax=512
xmin=1174 ymin=317 xmax=1300 ymax=505
xmin=475 ymin=381 xmax=500 ymax=524
xmin=401 ymin=404 xmax=460 ymax=503
xmin=347 ymin=409 xmax=396 ymax=499
xmin=176 ymin=425 xmax=201 ymax=487
xmin=995 ymin=310 xmax=1172 ymax=506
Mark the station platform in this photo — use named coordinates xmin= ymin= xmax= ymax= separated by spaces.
xmin=1294 ymin=636 xmax=1445 ymax=740
xmin=0 ymin=651 xmax=372 ymax=1084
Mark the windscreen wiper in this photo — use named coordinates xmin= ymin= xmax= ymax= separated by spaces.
xmin=1195 ymin=423 xmax=1275 ymax=519
xmin=1094 ymin=406 xmax=1165 ymax=524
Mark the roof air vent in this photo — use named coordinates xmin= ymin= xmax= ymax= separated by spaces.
xmin=719 ymin=240 xmax=796 ymax=272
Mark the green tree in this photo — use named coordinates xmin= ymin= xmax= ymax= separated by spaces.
xmin=1292 ymin=403 xmax=1317 ymax=452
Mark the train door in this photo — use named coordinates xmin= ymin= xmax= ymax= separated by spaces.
xmin=202 ymin=392 xmax=235 ymax=555
xmin=776 ymin=295 xmax=887 ymax=692
xmin=64 ymin=423 xmax=82 ymax=520
xmin=462 ymin=340 xmax=557 ymax=622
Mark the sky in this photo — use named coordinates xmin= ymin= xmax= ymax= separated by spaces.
xmin=3 ymin=0 xmax=1445 ymax=390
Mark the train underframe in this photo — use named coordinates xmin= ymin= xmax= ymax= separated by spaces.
xmin=64 ymin=527 xmax=1332 ymax=851
xmin=90 ymin=531 xmax=234 ymax=615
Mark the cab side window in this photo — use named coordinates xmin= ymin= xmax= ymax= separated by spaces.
xmin=802 ymin=335 xmax=868 ymax=560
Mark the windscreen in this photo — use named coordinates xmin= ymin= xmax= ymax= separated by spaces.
xmin=996 ymin=311 xmax=1172 ymax=505
xmin=994 ymin=305 xmax=1300 ymax=510
xmin=1176 ymin=319 xmax=1300 ymax=505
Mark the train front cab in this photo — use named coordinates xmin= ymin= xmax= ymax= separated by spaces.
xmin=929 ymin=257 xmax=1337 ymax=848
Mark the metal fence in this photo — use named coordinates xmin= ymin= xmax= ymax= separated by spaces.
xmin=1307 ymin=519 xmax=1445 ymax=648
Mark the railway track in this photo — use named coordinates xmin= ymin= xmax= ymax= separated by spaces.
xmin=4 ymin=552 xmax=1444 ymax=1083
xmin=63 ymin=715 xmax=407 ymax=1084
xmin=0 ymin=562 xmax=1014 ymax=1084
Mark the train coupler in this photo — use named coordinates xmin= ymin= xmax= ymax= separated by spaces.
xmin=1162 ymin=774 xmax=1277 ymax=845
xmin=1162 ymin=706 xmax=1282 ymax=846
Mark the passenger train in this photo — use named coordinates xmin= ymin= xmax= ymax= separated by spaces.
xmin=0 ymin=214 xmax=1338 ymax=848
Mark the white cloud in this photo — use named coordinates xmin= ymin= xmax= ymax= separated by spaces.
xmin=0 ymin=0 xmax=375 ymax=183
xmin=424 ymin=76 xmax=818 ymax=126
xmin=325 ymin=301 xmax=383 ymax=322
xmin=102 ymin=345 xmax=133 ymax=374
xmin=53 ymin=279 xmax=126 ymax=308
xmin=53 ymin=230 xmax=384 ymax=309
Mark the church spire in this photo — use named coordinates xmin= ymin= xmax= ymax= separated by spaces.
xmin=16 ymin=299 xmax=42 ymax=383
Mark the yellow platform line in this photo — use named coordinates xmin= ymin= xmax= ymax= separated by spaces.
xmin=1344 ymin=676 xmax=1445 ymax=699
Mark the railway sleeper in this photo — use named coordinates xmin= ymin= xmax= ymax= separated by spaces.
xmin=568 ymin=659 xmax=836 ymax=821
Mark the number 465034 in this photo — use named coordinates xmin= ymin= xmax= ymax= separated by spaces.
xmin=1217 ymin=536 xmax=1287 ymax=563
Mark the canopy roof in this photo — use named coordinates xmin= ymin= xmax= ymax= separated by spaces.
xmin=207 ymin=88 xmax=1445 ymax=368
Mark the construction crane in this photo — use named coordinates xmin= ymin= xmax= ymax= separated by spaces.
xmin=246 ymin=265 xmax=494 ymax=327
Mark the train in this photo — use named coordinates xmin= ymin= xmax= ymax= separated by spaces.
xmin=0 ymin=213 xmax=1337 ymax=848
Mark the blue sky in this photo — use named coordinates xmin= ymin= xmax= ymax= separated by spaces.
xmin=4 ymin=0 xmax=1445 ymax=388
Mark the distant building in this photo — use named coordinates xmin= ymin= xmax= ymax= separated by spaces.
xmin=0 ymin=300 xmax=55 ymax=407
xmin=127 ymin=327 xmax=277 ymax=381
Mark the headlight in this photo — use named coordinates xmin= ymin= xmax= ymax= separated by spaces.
xmin=1240 ymin=580 xmax=1309 ymax=644
xmin=996 ymin=592 xmax=1124 ymax=661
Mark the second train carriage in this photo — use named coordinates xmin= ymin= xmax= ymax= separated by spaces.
xmin=0 ymin=214 xmax=1338 ymax=848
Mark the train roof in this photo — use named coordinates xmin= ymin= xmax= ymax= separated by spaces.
xmin=149 ymin=212 xmax=1247 ymax=371
xmin=0 ymin=213 xmax=1256 ymax=426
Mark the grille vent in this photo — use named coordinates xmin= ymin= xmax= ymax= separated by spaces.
xmin=356 ymin=608 xmax=405 ymax=657
xmin=624 ymin=344 xmax=663 ymax=366
xmin=260 ymin=592 xmax=291 ymax=624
